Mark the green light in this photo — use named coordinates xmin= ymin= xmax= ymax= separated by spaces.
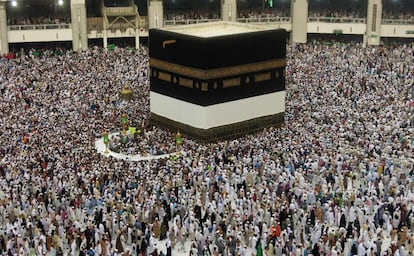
xmin=269 ymin=0 xmax=273 ymax=7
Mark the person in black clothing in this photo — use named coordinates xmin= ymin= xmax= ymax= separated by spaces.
xmin=166 ymin=238 xmax=172 ymax=256
xmin=350 ymin=242 xmax=358 ymax=256
xmin=346 ymin=222 xmax=353 ymax=238
xmin=353 ymin=218 xmax=361 ymax=237
xmin=160 ymin=216 xmax=169 ymax=240
xmin=140 ymin=237 xmax=147 ymax=256
xmin=339 ymin=211 xmax=347 ymax=228
xmin=311 ymin=243 xmax=320 ymax=256
xmin=0 ymin=235 xmax=6 ymax=254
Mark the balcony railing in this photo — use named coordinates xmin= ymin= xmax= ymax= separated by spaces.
xmin=237 ymin=16 xmax=291 ymax=23
xmin=8 ymin=17 xmax=414 ymax=33
xmin=105 ymin=6 xmax=136 ymax=16
xmin=8 ymin=23 xmax=71 ymax=30
xmin=164 ymin=18 xmax=221 ymax=26
xmin=307 ymin=17 xmax=366 ymax=23
xmin=167 ymin=16 xmax=413 ymax=25
xmin=381 ymin=18 xmax=414 ymax=25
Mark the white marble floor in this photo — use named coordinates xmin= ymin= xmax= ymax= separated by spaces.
xmin=95 ymin=132 xmax=177 ymax=162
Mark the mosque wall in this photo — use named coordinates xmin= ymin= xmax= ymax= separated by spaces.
xmin=381 ymin=24 xmax=414 ymax=38
xmin=5 ymin=23 xmax=414 ymax=46
xmin=8 ymin=28 xmax=73 ymax=43
xmin=307 ymin=23 xmax=366 ymax=35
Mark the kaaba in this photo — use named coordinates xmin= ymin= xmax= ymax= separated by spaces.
xmin=149 ymin=21 xmax=287 ymax=141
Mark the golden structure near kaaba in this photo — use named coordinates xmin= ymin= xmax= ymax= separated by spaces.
xmin=120 ymin=84 xmax=134 ymax=100
xmin=149 ymin=21 xmax=287 ymax=141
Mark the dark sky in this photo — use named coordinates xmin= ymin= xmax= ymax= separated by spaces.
xmin=5 ymin=0 xmax=414 ymax=17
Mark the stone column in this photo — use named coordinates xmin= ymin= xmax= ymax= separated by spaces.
xmin=0 ymin=2 xmax=9 ymax=54
xmin=365 ymin=0 xmax=382 ymax=46
xmin=103 ymin=28 xmax=108 ymax=49
xmin=291 ymin=0 xmax=308 ymax=43
xmin=148 ymin=0 xmax=163 ymax=29
xmin=135 ymin=16 xmax=140 ymax=50
xmin=71 ymin=0 xmax=88 ymax=51
xmin=221 ymin=0 xmax=237 ymax=22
